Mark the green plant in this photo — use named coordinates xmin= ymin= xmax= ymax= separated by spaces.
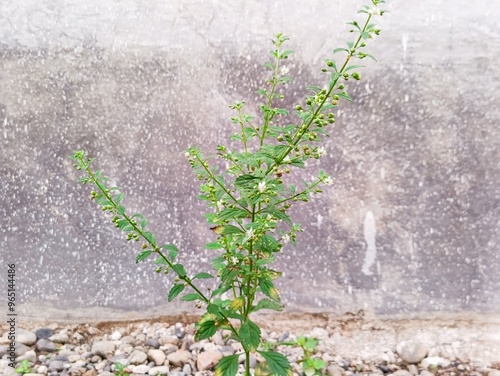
xmin=70 ymin=2 xmax=386 ymax=376
xmin=113 ymin=362 xmax=129 ymax=376
xmin=263 ymin=336 xmax=326 ymax=376
xmin=15 ymin=360 xmax=32 ymax=375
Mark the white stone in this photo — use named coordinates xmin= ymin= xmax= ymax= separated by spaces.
xmin=421 ymin=356 xmax=451 ymax=368
xmin=149 ymin=365 xmax=170 ymax=375
xmin=129 ymin=349 xmax=148 ymax=365
xmin=197 ymin=350 xmax=223 ymax=371
xmin=17 ymin=329 xmax=37 ymax=346
xmin=111 ymin=331 xmax=122 ymax=340
xmin=132 ymin=364 xmax=151 ymax=374
xmin=50 ymin=332 xmax=70 ymax=344
xmin=91 ymin=341 xmax=116 ymax=359
xmin=148 ymin=349 xmax=166 ymax=366
xmin=397 ymin=340 xmax=428 ymax=364
xmin=167 ymin=350 xmax=192 ymax=366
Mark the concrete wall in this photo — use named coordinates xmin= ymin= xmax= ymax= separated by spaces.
xmin=1 ymin=0 xmax=500 ymax=320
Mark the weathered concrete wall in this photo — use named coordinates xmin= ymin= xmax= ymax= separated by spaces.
xmin=1 ymin=0 xmax=500 ymax=320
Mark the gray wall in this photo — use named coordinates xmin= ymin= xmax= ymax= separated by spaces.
xmin=1 ymin=0 xmax=500 ymax=320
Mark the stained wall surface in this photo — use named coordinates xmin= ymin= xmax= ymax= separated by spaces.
xmin=1 ymin=0 xmax=500 ymax=320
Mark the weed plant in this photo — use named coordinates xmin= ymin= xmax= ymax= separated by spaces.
xmin=71 ymin=2 xmax=386 ymax=376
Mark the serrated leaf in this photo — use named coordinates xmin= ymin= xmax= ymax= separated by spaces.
xmin=206 ymin=241 xmax=223 ymax=250
xmin=214 ymin=354 xmax=239 ymax=376
xmin=168 ymin=284 xmax=185 ymax=302
xmin=194 ymin=272 xmax=214 ymax=279
xmin=258 ymin=351 xmax=291 ymax=376
xmin=338 ymin=92 xmax=352 ymax=101
xmin=195 ymin=319 xmax=217 ymax=341
xmin=143 ymin=231 xmax=156 ymax=246
xmin=136 ymin=250 xmax=153 ymax=263
xmin=333 ymin=47 xmax=348 ymax=54
xmin=259 ymin=278 xmax=280 ymax=301
xmin=239 ymin=319 xmax=261 ymax=352
xmin=344 ymin=65 xmax=364 ymax=72
xmin=140 ymin=218 xmax=148 ymax=230
xmin=161 ymin=244 xmax=178 ymax=261
xmin=251 ymin=299 xmax=283 ymax=313
xmin=171 ymin=263 xmax=187 ymax=277
xmin=220 ymin=225 xmax=244 ymax=235
xmin=182 ymin=293 xmax=203 ymax=302
xmin=116 ymin=205 xmax=125 ymax=215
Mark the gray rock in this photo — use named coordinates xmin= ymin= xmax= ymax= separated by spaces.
xmin=419 ymin=371 xmax=433 ymax=376
xmin=91 ymin=341 xmax=116 ymax=359
xmin=167 ymin=350 xmax=192 ymax=367
xmin=48 ymin=360 xmax=65 ymax=372
xmin=145 ymin=338 xmax=161 ymax=349
xmin=129 ymin=349 xmax=148 ymax=365
xmin=408 ymin=364 xmax=418 ymax=375
xmin=50 ymin=332 xmax=70 ymax=344
xmin=147 ymin=349 xmax=166 ymax=366
xmin=326 ymin=365 xmax=345 ymax=376
xmin=149 ymin=365 xmax=170 ymax=375
xmin=132 ymin=364 xmax=150 ymax=374
xmin=391 ymin=371 xmax=413 ymax=376
xmin=17 ymin=329 xmax=37 ymax=346
xmin=197 ymin=350 xmax=223 ymax=371
xmin=183 ymin=363 xmax=192 ymax=375
xmin=421 ymin=356 xmax=450 ymax=368
xmin=121 ymin=335 xmax=136 ymax=344
xmin=35 ymin=328 xmax=54 ymax=340
xmin=36 ymin=339 xmax=57 ymax=353
xmin=0 ymin=344 xmax=8 ymax=357
xmin=397 ymin=340 xmax=428 ymax=364
xmin=488 ymin=372 xmax=500 ymax=376
xmin=16 ymin=349 xmax=37 ymax=363
xmin=278 ymin=331 xmax=290 ymax=342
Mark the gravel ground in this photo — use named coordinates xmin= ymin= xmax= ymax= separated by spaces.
xmin=1 ymin=311 xmax=499 ymax=376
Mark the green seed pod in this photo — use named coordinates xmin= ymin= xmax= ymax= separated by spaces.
xmin=295 ymin=105 xmax=303 ymax=111
xmin=326 ymin=61 xmax=334 ymax=67
xmin=338 ymin=84 xmax=345 ymax=90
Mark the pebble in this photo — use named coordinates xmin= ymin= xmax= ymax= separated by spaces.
xmin=17 ymin=328 xmax=37 ymax=346
xmin=396 ymin=341 xmax=428 ymax=364
xmin=91 ymin=341 xmax=115 ymax=358
xmin=0 ymin=321 xmax=497 ymax=376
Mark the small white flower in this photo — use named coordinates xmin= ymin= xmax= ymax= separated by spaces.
xmin=216 ymin=200 xmax=224 ymax=211
xmin=258 ymin=181 xmax=266 ymax=193
xmin=230 ymin=256 xmax=238 ymax=265
xmin=369 ymin=6 xmax=381 ymax=16
xmin=184 ymin=151 xmax=190 ymax=158
xmin=245 ymin=228 xmax=254 ymax=241
xmin=323 ymin=176 xmax=333 ymax=186
xmin=280 ymin=66 xmax=290 ymax=76
xmin=283 ymin=155 xmax=291 ymax=163
xmin=317 ymin=147 xmax=326 ymax=157
xmin=281 ymin=234 xmax=290 ymax=244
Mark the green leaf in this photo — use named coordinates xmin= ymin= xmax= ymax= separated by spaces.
xmin=153 ymin=256 xmax=168 ymax=265
xmin=168 ymin=284 xmax=185 ymax=302
xmin=171 ymin=264 xmax=187 ymax=277
xmin=220 ymin=225 xmax=244 ymax=235
xmin=217 ymin=208 xmax=248 ymax=221
xmin=161 ymin=244 xmax=178 ymax=261
xmin=235 ymin=174 xmax=260 ymax=189
xmin=194 ymin=272 xmax=214 ymax=279
xmin=258 ymin=350 xmax=291 ymax=376
xmin=195 ymin=319 xmax=217 ymax=341
xmin=117 ymin=205 xmax=125 ymax=215
xmin=259 ymin=278 xmax=280 ymax=301
xmin=182 ymin=293 xmax=203 ymax=302
xmin=338 ymin=92 xmax=352 ymax=101
xmin=263 ymin=206 xmax=292 ymax=226
xmin=143 ymin=231 xmax=156 ymax=246
xmin=206 ymin=241 xmax=223 ymax=250
xmin=136 ymin=250 xmax=153 ymax=263
xmin=140 ymin=218 xmax=148 ymax=230
xmin=252 ymin=299 xmax=283 ymax=313
xmin=215 ymin=354 xmax=239 ymax=376
xmin=239 ymin=319 xmax=261 ymax=352
xmin=344 ymin=64 xmax=364 ymax=72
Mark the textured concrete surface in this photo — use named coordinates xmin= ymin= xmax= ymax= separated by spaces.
xmin=1 ymin=0 xmax=500 ymax=320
